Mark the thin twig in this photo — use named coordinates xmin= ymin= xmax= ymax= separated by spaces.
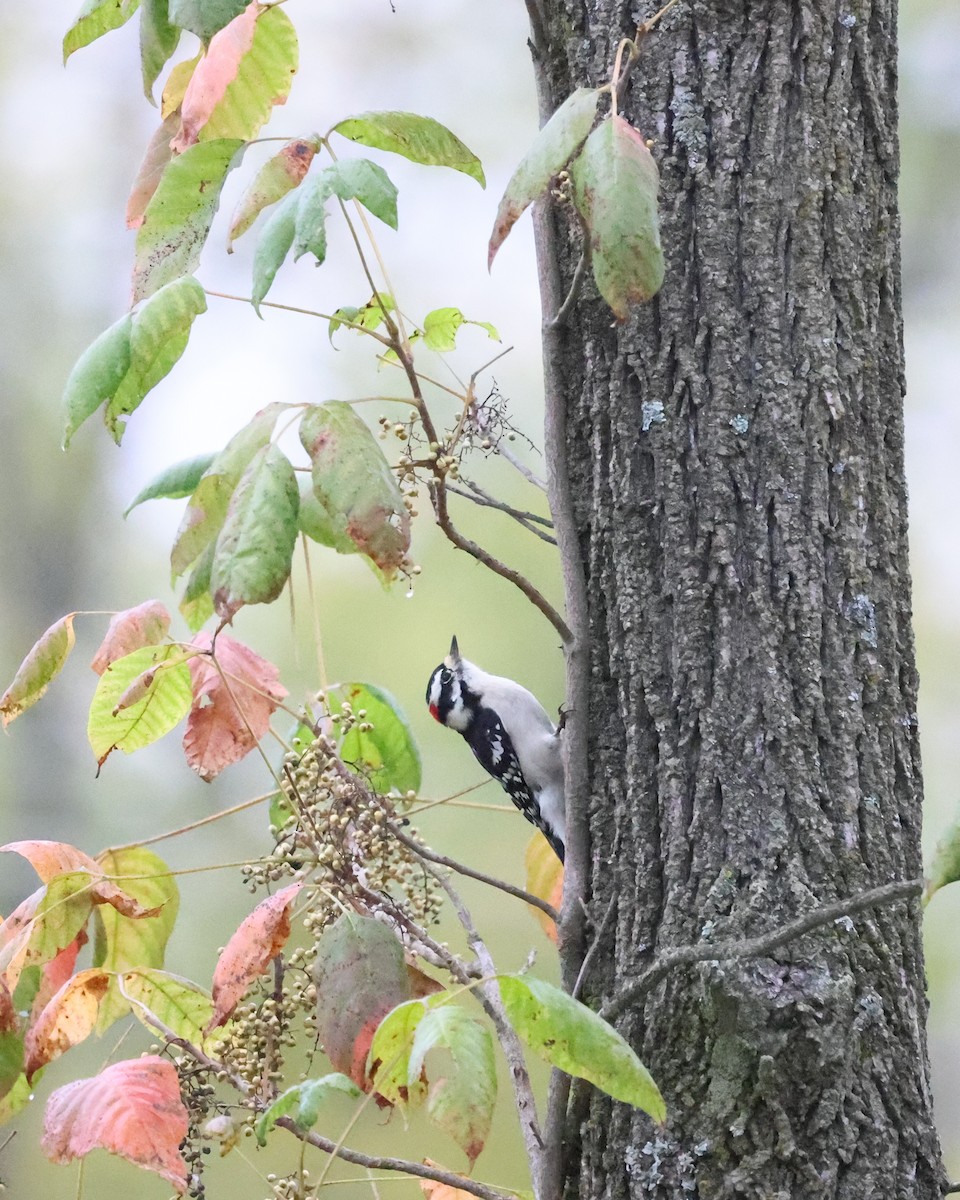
xmin=430 ymin=869 xmax=545 ymax=1200
xmin=430 ymin=481 xmax=571 ymax=644
xmin=600 ymin=878 xmax=923 ymax=1024
xmin=449 ymin=478 xmax=556 ymax=542
xmin=572 ymin=894 xmax=618 ymax=1001
xmin=276 ymin=1119 xmax=512 ymax=1200
xmin=499 ymin=443 xmax=548 ymax=491
xmin=548 ymin=249 xmax=589 ymax=329
xmin=383 ymin=812 xmax=559 ymax=924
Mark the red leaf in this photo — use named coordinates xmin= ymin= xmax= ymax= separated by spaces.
xmin=25 ymin=969 xmax=111 ymax=1078
xmin=42 ymin=1056 xmax=189 ymax=1193
xmin=173 ymin=3 xmax=259 ymax=152
xmin=91 ymin=600 xmax=172 ymax=675
xmin=126 ymin=113 xmax=179 ymax=230
xmin=0 ymin=979 xmax=15 ymax=1034
xmin=314 ymin=913 xmax=424 ymax=1091
xmin=184 ymin=631 xmax=287 ymax=781
xmin=30 ymin=929 xmax=89 ymax=1022
xmin=207 ymin=881 xmax=301 ymax=1030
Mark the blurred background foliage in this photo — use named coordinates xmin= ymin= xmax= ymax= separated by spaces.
xmin=0 ymin=0 xmax=958 ymax=1194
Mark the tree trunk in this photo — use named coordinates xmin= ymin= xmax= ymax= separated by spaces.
xmin=532 ymin=0 xmax=945 ymax=1194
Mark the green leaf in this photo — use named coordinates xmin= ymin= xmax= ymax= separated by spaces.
xmin=132 ymin=137 xmax=245 ymax=304
xmin=93 ymin=848 xmax=180 ymax=1032
xmin=570 ymin=115 xmax=664 ymax=318
xmin=328 ymin=682 xmax=421 ymax=796
xmin=125 ymin=452 xmax=217 ymax=515
xmin=63 ymin=0 xmax=140 ymax=64
xmin=211 ymin=443 xmax=300 ymax=621
xmin=140 ymin=0 xmax=181 ymax=101
xmin=299 ymin=402 xmax=410 ymax=579
xmin=106 ymin=276 xmax=208 ymax=443
xmin=926 ymin=810 xmax=960 ymax=902
xmin=0 ymin=1073 xmax=31 ymax=1126
xmin=62 ymin=315 xmax=134 ymax=449
xmin=321 ymin=158 xmax=399 ymax=229
xmin=488 ymin=87 xmax=600 ymax=268
xmin=298 ymin=487 xmax=357 ymax=554
xmin=331 ymin=112 xmax=485 ymax=186
xmin=87 ymin=644 xmax=193 ymax=766
xmin=179 ymin=541 xmax=216 ymax=630
xmin=26 ymin=873 xmax=96 ymax=975
xmin=368 ymin=998 xmax=429 ymax=1105
xmin=256 ymin=1074 xmax=361 ymax=1144
xmin=121 ymin=969 xmax=219 ymax=1049
xmin=168 ymin=0 xmax=247 ymax=40
xmin=327 ymin=294 xmax=396 ymax=344
xmin=199 ymin=6 xmax=299 ymax=143
xmin=409 ymin=1006 xmax=495 ymax=1167
xmin=228 ymin=139 xmax=318 ymax=248
xmin=498 ymin=975 xmax=665 ymax=1122
xmin=252 ymin=189 xmax=300 ymax=312
xmin=0 ymin=1033 xmax=24 ymax=1103
xmin=291 ymin=175 xmax=329 ymax=264
xmin=170 ymin=403 xmax=284 ymax=575
xmin=0 ymin=615 xmax=77 ymax=729
xmin=421 ymin=307 xmax=499 ymax=352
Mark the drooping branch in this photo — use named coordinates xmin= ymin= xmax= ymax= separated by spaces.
xmin=383 ymin=810 xmax=559 ymax=923
xmin=429 ymin=480 xmax=572 ymax=643
xmin=600 ymin=877 xmax=923 ymax=1023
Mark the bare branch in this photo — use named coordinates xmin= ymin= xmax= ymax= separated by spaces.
xmin=547 ymin=249 xmax=589 ymax=329
xmin=277 ymin=1118 xmax=512 ymax=1200
xmin=499 ymin=442 xmax=548 ymax=491
xmin=430 ymin=480 xmax=571 ymax=644
xmin=447 ymin=481 xmax=557 ymax=544
xmin=430 ymin=868 xmax=546 ymax=1198
xmin=383 ymin=811 xmax=559 ymax=924
xmin=600 ymin=878 xmax=923 ymax=1024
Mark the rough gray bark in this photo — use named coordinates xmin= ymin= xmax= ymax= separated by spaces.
xmin=531 ymin=0 xmax=945 ymax=1195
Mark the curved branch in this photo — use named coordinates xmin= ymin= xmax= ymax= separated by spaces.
xmin=430 ymin=481 xmax=571 ymax=644
xmin=600 ymin=877 xmax=923 ymax=1024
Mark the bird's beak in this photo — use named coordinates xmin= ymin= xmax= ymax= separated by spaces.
xmin=448 ymin=634 xmax=461 ymax=663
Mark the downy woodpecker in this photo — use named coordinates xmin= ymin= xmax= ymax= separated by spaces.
xmin=426 ymin=637 xmax=565 ymax=861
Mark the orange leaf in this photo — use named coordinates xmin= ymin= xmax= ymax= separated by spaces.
xmin=184 ymin=631 xmax=287 ymax=781
xmin=42 ymin=1056 xmax=189 ymax=1194
xmin=25 ymin=969 xmax=111 ymax=1078
xmin=419 ymin=1160 xmax=478 ymax=1200
xmin=207 ymin=881 xmax=301 ymax=1030
xmin=91 ymin=600 xmax=172 ymax=675
xmin=173 ymin=3 xmax=259 ymax=152
xmin=0 ymin=841 xmax=162 ymax=920
xmin=525 ymin=832 xmax=563 ymax=943
xmin=0 ymin=839 xmax=100 ymax=882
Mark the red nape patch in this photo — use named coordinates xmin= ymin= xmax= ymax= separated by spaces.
xmin=429 ymin=704 xmax=440 ymax=722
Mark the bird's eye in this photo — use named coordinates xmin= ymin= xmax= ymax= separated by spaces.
xmin=440 ymin=668 xmax=453 ymax=685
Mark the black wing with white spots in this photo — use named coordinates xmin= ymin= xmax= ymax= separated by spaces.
xmin=464 ymin=705 xmax=565 ymax=862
